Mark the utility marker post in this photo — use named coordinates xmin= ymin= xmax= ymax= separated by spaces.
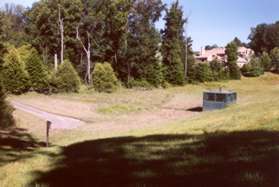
xmin=46 ymin=121 xmax=52 ymax=147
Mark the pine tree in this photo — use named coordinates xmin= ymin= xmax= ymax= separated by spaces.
xmin=1 ymin=47 xmax=30 ymax=94
xmin=194 ymin=63 xmax=213 ymax=82
xmin=92 ymin=62 xmax=119 ymax=93
xmin=225 ymin=42 xmax=241 ymax=80
xmin=25 ymin=49 xmax=50 ymax=93
xmin=161 ymin=1 xmax=186 ymax=85
xmin=0 ymin=84 xmax=14 ymax=128
xmin=52 ymin=60 xmax=81 ymax=93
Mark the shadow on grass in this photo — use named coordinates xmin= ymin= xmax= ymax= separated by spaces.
xmin=187 ymin=106 xmax=203 ymax=112
xmin=31 ymin=130 xmax=279 ymax=187
xmin=0 ymin=127 xmax=44 ymax=166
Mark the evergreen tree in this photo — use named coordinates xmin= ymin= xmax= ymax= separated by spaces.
xmin=161 ymin=1 xmax=186 ymax=85
xmin=0 ymin=84 xmax=14 ymax=128
xmin=124 ymin=0 xmax=164 ymax=86
xmin=25 ymin=49 xmax=50 ymax=93
xmin=52 ymin=60 xmax=81 ymax=93
xmin=1 ymin=47 xmax=30 ymax=94
xmin=225 ymin=42 xmax=241 ymax=80
xmin=92 ymin=62 xmax=119 ymax=93
xmin=194 ymin=63 xmax=213 ymax=82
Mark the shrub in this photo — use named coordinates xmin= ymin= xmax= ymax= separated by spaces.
xmin=1 ymin=47 xmax=30 ymax=94
xmin=0 ymin=84 xmax=14 ymax=128
xmin=25 ymin=49 xmax=50 ymax=93
xmin=241 ymin=58 xmax=264 ymax=77
xmin=260 ymin=52 xmax=272 ymax=71
xmin=92 ymin=62 xmax=119 ymax=93
xmin=51 ymin=60 xmax=81 ymax=93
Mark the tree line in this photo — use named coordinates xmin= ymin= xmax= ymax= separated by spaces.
xmin=0 ymin=0 xmax=278 ymax=96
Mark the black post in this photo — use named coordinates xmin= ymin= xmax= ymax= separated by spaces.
xmin=46 ymin=121 xmax=51 ymax=147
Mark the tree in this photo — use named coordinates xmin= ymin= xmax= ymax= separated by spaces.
xmin=205 ymin=44 xmax=218 ymax=50
xmin=210 ymin=59 xmax=228 ymax=81
xmin=52 ymin=60 xmax=81 ymax=93
xmin=0 ymin=84 xmax=14 ymax=128
xmin=270 ymin=47 xmax=279 ymax=73
xmin=194 ymin=63 xmax=213 ymax=82
xmin=1 ymin=47 xmax=30 ymax=94
xmin=124 ymin=0 xmax=165 ymax=85
xmin=260 ymin=52 xmax=272 ymax=71
xmin=232 ymin=37 xmax=246 ymax=47
xmin=92 ymin=62 xmax=119 ymax=93
xmin=249 ymin=22 xmax=279 ymax=54
xmin=161 ymin=0 xmax=186 ymax=85
xmin=225 ymin=42 xmax=241 ymax=80
xmin=0 ymin=4 xmax=27 ymax=46
xmin=25 ymin=49 xmax=50 ymax=93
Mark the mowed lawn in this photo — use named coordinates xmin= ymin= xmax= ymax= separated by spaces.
xmin=1 ymin=73 xmax=279 ymax=187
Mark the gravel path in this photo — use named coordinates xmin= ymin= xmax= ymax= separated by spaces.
xmin=12 ymin=101 xmax=84 ymax=129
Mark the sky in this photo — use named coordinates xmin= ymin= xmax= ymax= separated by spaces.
xmin=1 ymin=0 xmax=279 ymax=51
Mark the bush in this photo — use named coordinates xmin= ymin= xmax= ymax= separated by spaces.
xmin=241 ymin=58 xmax=264 ymax=77
xmin=260 ymin=52 xmax=272 ymax=71
xmin=51 ymin=60 xmax=81 ymax=93
xmin=92 ymin=62 xmax=119 ymax=93
xmin=0 ymin=84 xmax=14 ymax=128
xmin=25 ymin=49 xmax=50 ymax=93
xmin=1 ymin=47 xmax=30 ymax=94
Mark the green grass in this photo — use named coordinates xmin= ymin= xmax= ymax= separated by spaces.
xmin=97 ymin=104 xmax=144 ymax=115
xmin=2 ymin=73 xmax=279 ymax=186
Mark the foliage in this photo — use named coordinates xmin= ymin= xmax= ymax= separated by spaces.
xmin=260 ymin=52 xmax=272 ymax=71
xmin=127 ymin=79 xmax=153 ymax=90
xmin=25 ymin=48 xmax=50 ymax=93
xmin=226 ymin=42 xmax=241 ymax=80
xmin=1 ymin=47 xmax=30 ymax=94
xmin=210 ymin=59 xmax=229 ymax=81
xmin=92 ymin=62 xmax=119 ymax=93
xmin=194 ymin=63 xmax=213 ymax=82
xmin=241 ymin=57 xmax=264 ymax=77
xmin=144 ymin=62 xmax=164 ymax=87
xmin=249 ymin=21 xmax=279 ymax=54
xmin=0 ymin=84 xmax=14 ymax=128
xmin=270 ymin=47 xmax=279 ymax=73
xmin=52 ymin=60 xmax=81 ymax=93
xmin=161 ymin=1 xmax=186 ymax=85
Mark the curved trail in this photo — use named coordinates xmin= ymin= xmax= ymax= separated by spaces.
xmin=12 ymin=101 xmax=84 ymax=129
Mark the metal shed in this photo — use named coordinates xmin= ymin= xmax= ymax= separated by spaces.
xmin=203 ymin=89 xmax=237 ymax=111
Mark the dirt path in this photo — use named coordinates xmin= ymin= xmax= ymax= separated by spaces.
xmin=12 ymin=101 xmax=84 ymax=129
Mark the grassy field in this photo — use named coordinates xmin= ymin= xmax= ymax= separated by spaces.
xmin=1 ymin=73 xmax=279 ymax=186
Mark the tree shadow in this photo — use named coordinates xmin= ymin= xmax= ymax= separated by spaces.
xmin=0 ymin=127 xmax=44 ymax=166
xmin=31 ymin=130 xmax=279 ymax=187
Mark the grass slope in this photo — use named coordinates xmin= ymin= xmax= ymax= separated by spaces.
xmin=1 ymin=73 xmax=279 ymax=186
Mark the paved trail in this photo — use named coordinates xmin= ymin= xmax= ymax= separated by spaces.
xmin=12 ymin=101 xmax=84 ymax=129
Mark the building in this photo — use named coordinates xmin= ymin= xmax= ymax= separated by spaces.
xmin=195 ymin=46 xmax=254 ymax=67
xmin=203 ymin=89 xmax=237 ymax=111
